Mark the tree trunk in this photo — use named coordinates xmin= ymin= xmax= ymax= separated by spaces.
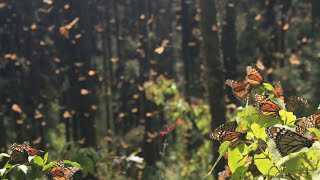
xmin=199 ymin=0 xmax=226 ymax=176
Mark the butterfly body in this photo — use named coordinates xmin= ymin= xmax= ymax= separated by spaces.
xmin=254 ymin=94 xmax=282 ymax=116
xmin=225 ymin=79 xmax=250 ymax=101
xmin=266 ymin=127 xmax=313 ymax=156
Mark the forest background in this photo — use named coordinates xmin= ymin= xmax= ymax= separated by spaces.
xmin=0 ymin=0 xmax=319 ymax=179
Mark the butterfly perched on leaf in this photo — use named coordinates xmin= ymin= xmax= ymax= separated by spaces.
xmin=254 ymin=94 xmax=283 ymax=116
xmin=245 ymin=65 xmax=264 ymax=87
xmin=9 ymin=141 xmax=45 ymax=165
xmin=225 ymin=79 xmax=250 ymax=101
xmin=47 ymin=161 xmax=80 ymax=180
xmin=294 ymin=114 xmax=320 ymax=135
xmin=266 ymin=127 xmax=314 ymax=156
xmin=273 ymin=81 xmax=308 ymax=112
xmin=9 ymin=142 xmax=29 ymax=165
xmin=210 ymin=121 xmax=247 ymax=148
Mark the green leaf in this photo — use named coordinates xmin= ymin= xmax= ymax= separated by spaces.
xmin=42 ymin=162 xmax=55 ymax=171
xmin=251 ymin=123 xmax=266 ymax=141
xmin=279 ymin=110 xmax=296 ymax=124
xmin=254 ymin=148 xmax=278 ymax=175
xmin=230 ymin=166 xmax=248 ymax=180
xmin=204 ymin=141 xmax=230 ymax=177
xmin=263 ymin=83 xmax=274 ymax=91
xmin=64 ymin=160 xmax=81 ymax=167
xmin=228 ymin=144 xmax=249 ymax=173
xmin=43 ymin=152 xmax=49 ymax=165
xmin=31 ymin=156 xmax=44 ymax=166
xmin=17 ymin=165 xmax=28 ymax=174
xmin=78 ymin=156 xmax=93 ymax=176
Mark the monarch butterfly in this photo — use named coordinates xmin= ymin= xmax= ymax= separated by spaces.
xmin=273 ymin=81 xmax=308 ymax=112
xmin=47 ymin=161 xmax=80 ymax=180
xmin=210 ymin=121 xmax=247 ymax=148
xmin=294 ymin=114 xmax=320 ymax=135
xmin=225 ymin=79 xmax=250 ymax=101
xmin=266 ymin=127 xmax=314 ymax=156
xmin=254 ymin=94 xmax=283 ymax=116
xmin=9 ymin=142 xmax=29 ymax=165
xmin=9 ymin=142 xmax=44 ymax=164
xmin=245 ymin=65 xmax=263 ymax=87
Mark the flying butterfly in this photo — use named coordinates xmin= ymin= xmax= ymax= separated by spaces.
xmin=47 ymin=161 xmax=80 ymax=180
xmin=266 ymin=127 xmax=314 ymax=156
xmin=273 ymin=81 xmax=308 ymax=112
xmin=245 ymin=65 xmax=263 ymax=87
xmin=210 ymin=121 xmax=247 ymax=148
xmin=294 ymin=114 xmax=320 ymax=135
xmin=225 ymin=79 xmax=250 ymax=101
xmin=254 ymin=94 xmax=283 ymax=116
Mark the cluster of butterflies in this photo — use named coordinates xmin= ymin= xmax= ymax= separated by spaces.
xmin=8 ymin=141 xmax=79 ymax=180
xmin=210 ymin=119 xmax=318 ymax=157
xmin=226 ymin=65 xmax=307 ymax=114
xmin=210 ymin=64 xmax=319 ymax=157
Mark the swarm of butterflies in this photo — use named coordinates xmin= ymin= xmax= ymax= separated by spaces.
xmin=210 ymin=64 xmax=320 ymax=179
xmin=8 ymin=141 xmax=80 ymax=180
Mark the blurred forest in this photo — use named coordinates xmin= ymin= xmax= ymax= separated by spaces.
xmin=0 ymin=0 xmax=319 ymax=179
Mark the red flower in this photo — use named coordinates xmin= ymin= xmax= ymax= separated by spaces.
xmin=160 ymin=131 xmax=167 ymax=136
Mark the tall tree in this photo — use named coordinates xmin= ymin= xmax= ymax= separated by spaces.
xmin=200 ymin=0 xmax=226 ymax=176
xmin=222 ymin=0 xmax=237 ymax=79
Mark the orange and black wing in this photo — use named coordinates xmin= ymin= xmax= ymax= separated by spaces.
xmin=223 ymin=131 xmax=247 ymax=148
xmin=225 ymin=79 xmax=250 ymax=101
xmin=245 ymin=65 xmax=263 ymax=87
xmin=27 ymin=147 xmax=45 ymax=156
xmin=285 ymin=96 xmax=308 ymax=112
xmin=254 ymin=94 xmax=282 ymax=116
xmin=210 ymin=121 xmax=238 ymax=141
xmin=294 ymin=117 xmax=307 ymax=135
xmin=9 ymin=149 xmax=28 ymax=165
xmin=210 ymin=121 xmax=246 ymax=148
xmin=266 ymin=127 xmax=313 ymax=156
xmin=295 ymin=114 xmax=320 ymax=134
xmin=48 ymin=161 xmax=65 ymax=180
xmin=63 ymin=166 xmax=80 ymax=180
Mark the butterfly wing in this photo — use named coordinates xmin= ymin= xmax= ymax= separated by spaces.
xmin=254 ymin=94 xmax=282 ymax=116
xmin=27 ymin=147 xmax=45 ymax=156
xmin=210 ymin=121 xmax=246 ymax=148
xmin=9 ymin=149 xmax=28 ymax=165
xmin=225 ymin=79 xmax=250 ymax=101
xmin=223 ymin=132 xmax=247 ymax=148
xmin=245 ymin=65 xmax=263 ymax=87
xmin=266 ymin=127 xmax=313 ymax=156
xmin=273 ymin=81 xmax=285 ymax=103
xmin=295 ymin=114 xmax=320 ymax=135
xmin=48 ymin=161 xmax=65 ymax=180
xmin=285 ymin=96 xmax=308 ymax=112
xmin=9 ymin=143 xmax=29 ymax=164
xmin=210 ymin=121 xmax=238 ymax=141
xmin=294 ymin=118 xmax=307 ymax=135
xmin=63 ymin=166 xmax=80 ymax=180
